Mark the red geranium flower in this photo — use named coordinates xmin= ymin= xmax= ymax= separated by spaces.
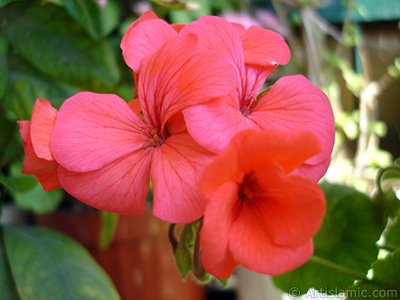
xmin=199 ymin=129 xmax=326 ymax=278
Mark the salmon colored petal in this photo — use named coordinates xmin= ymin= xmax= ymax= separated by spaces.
xmin=138 ymin=33 xmax=236 ymax=130
xmin=165 ymin=112 xmax=186 ymax=136
xmin=183 ymin=96 xmax=258 ymax=154
xmin=35 ymin=173 xmax=62 ymax=192
xmin=228 ymin=202 xmax=314 ymax=275
xmin=243 ymin=64 xmax=277 ymax=97
xmin=181 ymin=16 xmax=244 ymax=72
xmin=253 ymin=161 xmax=325 ymax=247
xmin=120 ymin=10 xmax=158 ymax=49
xmin=171 ymin=23 xmax=185 ymax=32
xmin=240 ymin=25 xmax=290 ymax=66
xmin=30 ymin=99 xmax=57 ymax=161
xmin=128 ymin=97 xmax=141 ymax=115
xmin=200 ymin=182 xmax=239 ymax=278
xmin=150 ymin=133 xmax=214 ymax=223
xmin=51 ymin=92 xmax=148 ymax=173
xmin=58 ymin=150 xmax=152 ymax=215
xmin=121 ymin=18 xmax=177 ymax=72
xmin=291 ymin=156 xmax=331 ymax=181
xmin=199 ymin=140 xmax=242 ymax=200
xmin=18 ymin=121 xmax=58 ymax=174
xmin=250 ymin=75 xmax=334 ymax=181
xmin=235 ymin=130 xmax=321 ymax=176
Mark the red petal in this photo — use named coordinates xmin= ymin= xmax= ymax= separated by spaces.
xmin=229 ymin=201 xmax=314 ymax=275
xmin=250 ymin=75 xmax=334 ymax=181
xmin=181 ymin=16 xmax=244 ymax=72
xmin=200 ymin=182 xmax=239 ymax=278
xmin=235 ymin=130 xmax=321 ymax=176
xmin=35 ymin=173 xmax=62 ymax=192
xmin=58 ymin=150 xmax=152 ymax=215
xmin=150 ymin=133 xmax=214 ymax=223
xmin=120 ymin=10 xmax=158 ymax=50
xmin=30 ymin=99 xmax=58 ymax=161
xmin=18 ymin=121 xmax=58 ymax=174
xmin=253 ymin=161 xmax=326 ymax=247
xmin=121 ymin=18 xmax=177 ymax=72
xmin=51 ymin=92 xmax=148 ymax=173
xmin=240 ymin=25 xmax=290 ymax=66
xmin=183 ymin=94 xmax=258 ymax=154
xmin=138 ymin=33 xmax=236 ymax=130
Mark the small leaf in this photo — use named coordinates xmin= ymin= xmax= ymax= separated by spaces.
xmin=60 ymin=0 xmax=104 ymax=40
xmin=0 ymin=113 xmax=22 ymax=169
xmin=98 ymin=210 xmax=119 ymax=249
xmin=0 ymin=1 xmax=120 ymax=90
xmin=0 ymin=0 xmax=25 ymax=8
xmin=385 ymin=217 xmax=400 ymax=249
xmin=3 ymin=54 xmax=78 ymax=121
xmin=0 ymin=33 xmax=8 ymax=101
xmin=0 ymin=236 xmax=20 ymax=300
xmin=10 ymin=161 xmax=63 ymax=215
xmin=346 ymin=249 xmax=400 ymax=299
xmin=175 ymin=223 xmax=194 ymax=279
xmin=3 ymin=225 xmax=121 ymax=300
xmin=273 ymin=183 xmax=385 ymax=296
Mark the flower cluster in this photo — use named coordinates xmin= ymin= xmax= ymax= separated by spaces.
xmin=19 ymin=11 xmax=334 ymax=278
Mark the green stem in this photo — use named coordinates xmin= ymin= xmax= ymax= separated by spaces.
xmin=308 ymin=256 xmax=367 ymax=281
xmin=376 ymin=166 xmax=400 ymax=196
xmin=192 ymin=220 xmax=205 ymax=279
xmin=168 ymin=223 xmax=178 ymax=253
xmin=379 ymin=243 xmax=399 ymax=252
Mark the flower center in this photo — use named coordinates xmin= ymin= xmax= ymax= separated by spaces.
xmin=140 ymin=127 xmax=165 ymax=149
xmin=238 ymin=171 xmax=260 ymax=201
xmin=240 ymin=92 xmax=257 ymax=117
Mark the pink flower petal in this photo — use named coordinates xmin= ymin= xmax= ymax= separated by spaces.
xmin=18 ymin=121 xmax=58 ymax=174
xmin=51 ymin=92 xmax=148 ymax=173
xmin=240 ymin=25 xmax=290 ymax=66
xmin=150 ymin=133 xmax=214 ymax=223
xmin=253 ymin=161 xmax=325 ymax=247
xmin=120 ymin=10 xmax=158 ymax=48
xmin=30 ymin=99 xmax=58 ymax=161
xmin=181 ymin=16 xmax=244 ymax=72
xmin=200 ymin=182 xmax=239 ymax=278
xmin=250 ymin=75 xmax=335 ymax=181
xmin=183 ymin=94 xmax=258 ymax=154
xmin=58 ymin=150 xmax=152 ymax=215
xmin=121 ymin=18 xmax=177 ymax=72
xmin=138 ymin=33 xmax=236 ymax=131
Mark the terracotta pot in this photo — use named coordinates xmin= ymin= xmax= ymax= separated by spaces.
xmin=36 ymin=211 xmax=205 ymax=300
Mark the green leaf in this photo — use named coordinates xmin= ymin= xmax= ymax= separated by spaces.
xmin=10 ymin=161 xmax=63 ymax=215
xmin=98 ymin=211 xmax=119 ymax=249
xmin=0 ymin=1 xmax=120 ymax=90
xmin=3 ymin=225 xmax=121 ymax=300
xmin=175 ymin=223 xmax=195 ymax=279
xmin=100 ymin=0 xmax=122 ymax=37
xmin=0 ymin=0 xmax=25 ymax=8
xmin=0 ymin=112 xmax=22 ymax=169
xmin=273 ymin=183 xmax=385 ymax=296
xmin=0 ymin=33 xmax=8 ymax=101
xmin=60 ymin=0 xmax=103 ymax=40
xmin=0 ymin=236 xmax=20 ymax=300
xmin=346 ymin=249 xmax=400 ymax=299
xmin=3 ymin=55 xmax=79 ymax=120
xmin=385 ymin=217 xmax=400 ymax=249
xmin=168 ymin=0 xmax=211 ymax=24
